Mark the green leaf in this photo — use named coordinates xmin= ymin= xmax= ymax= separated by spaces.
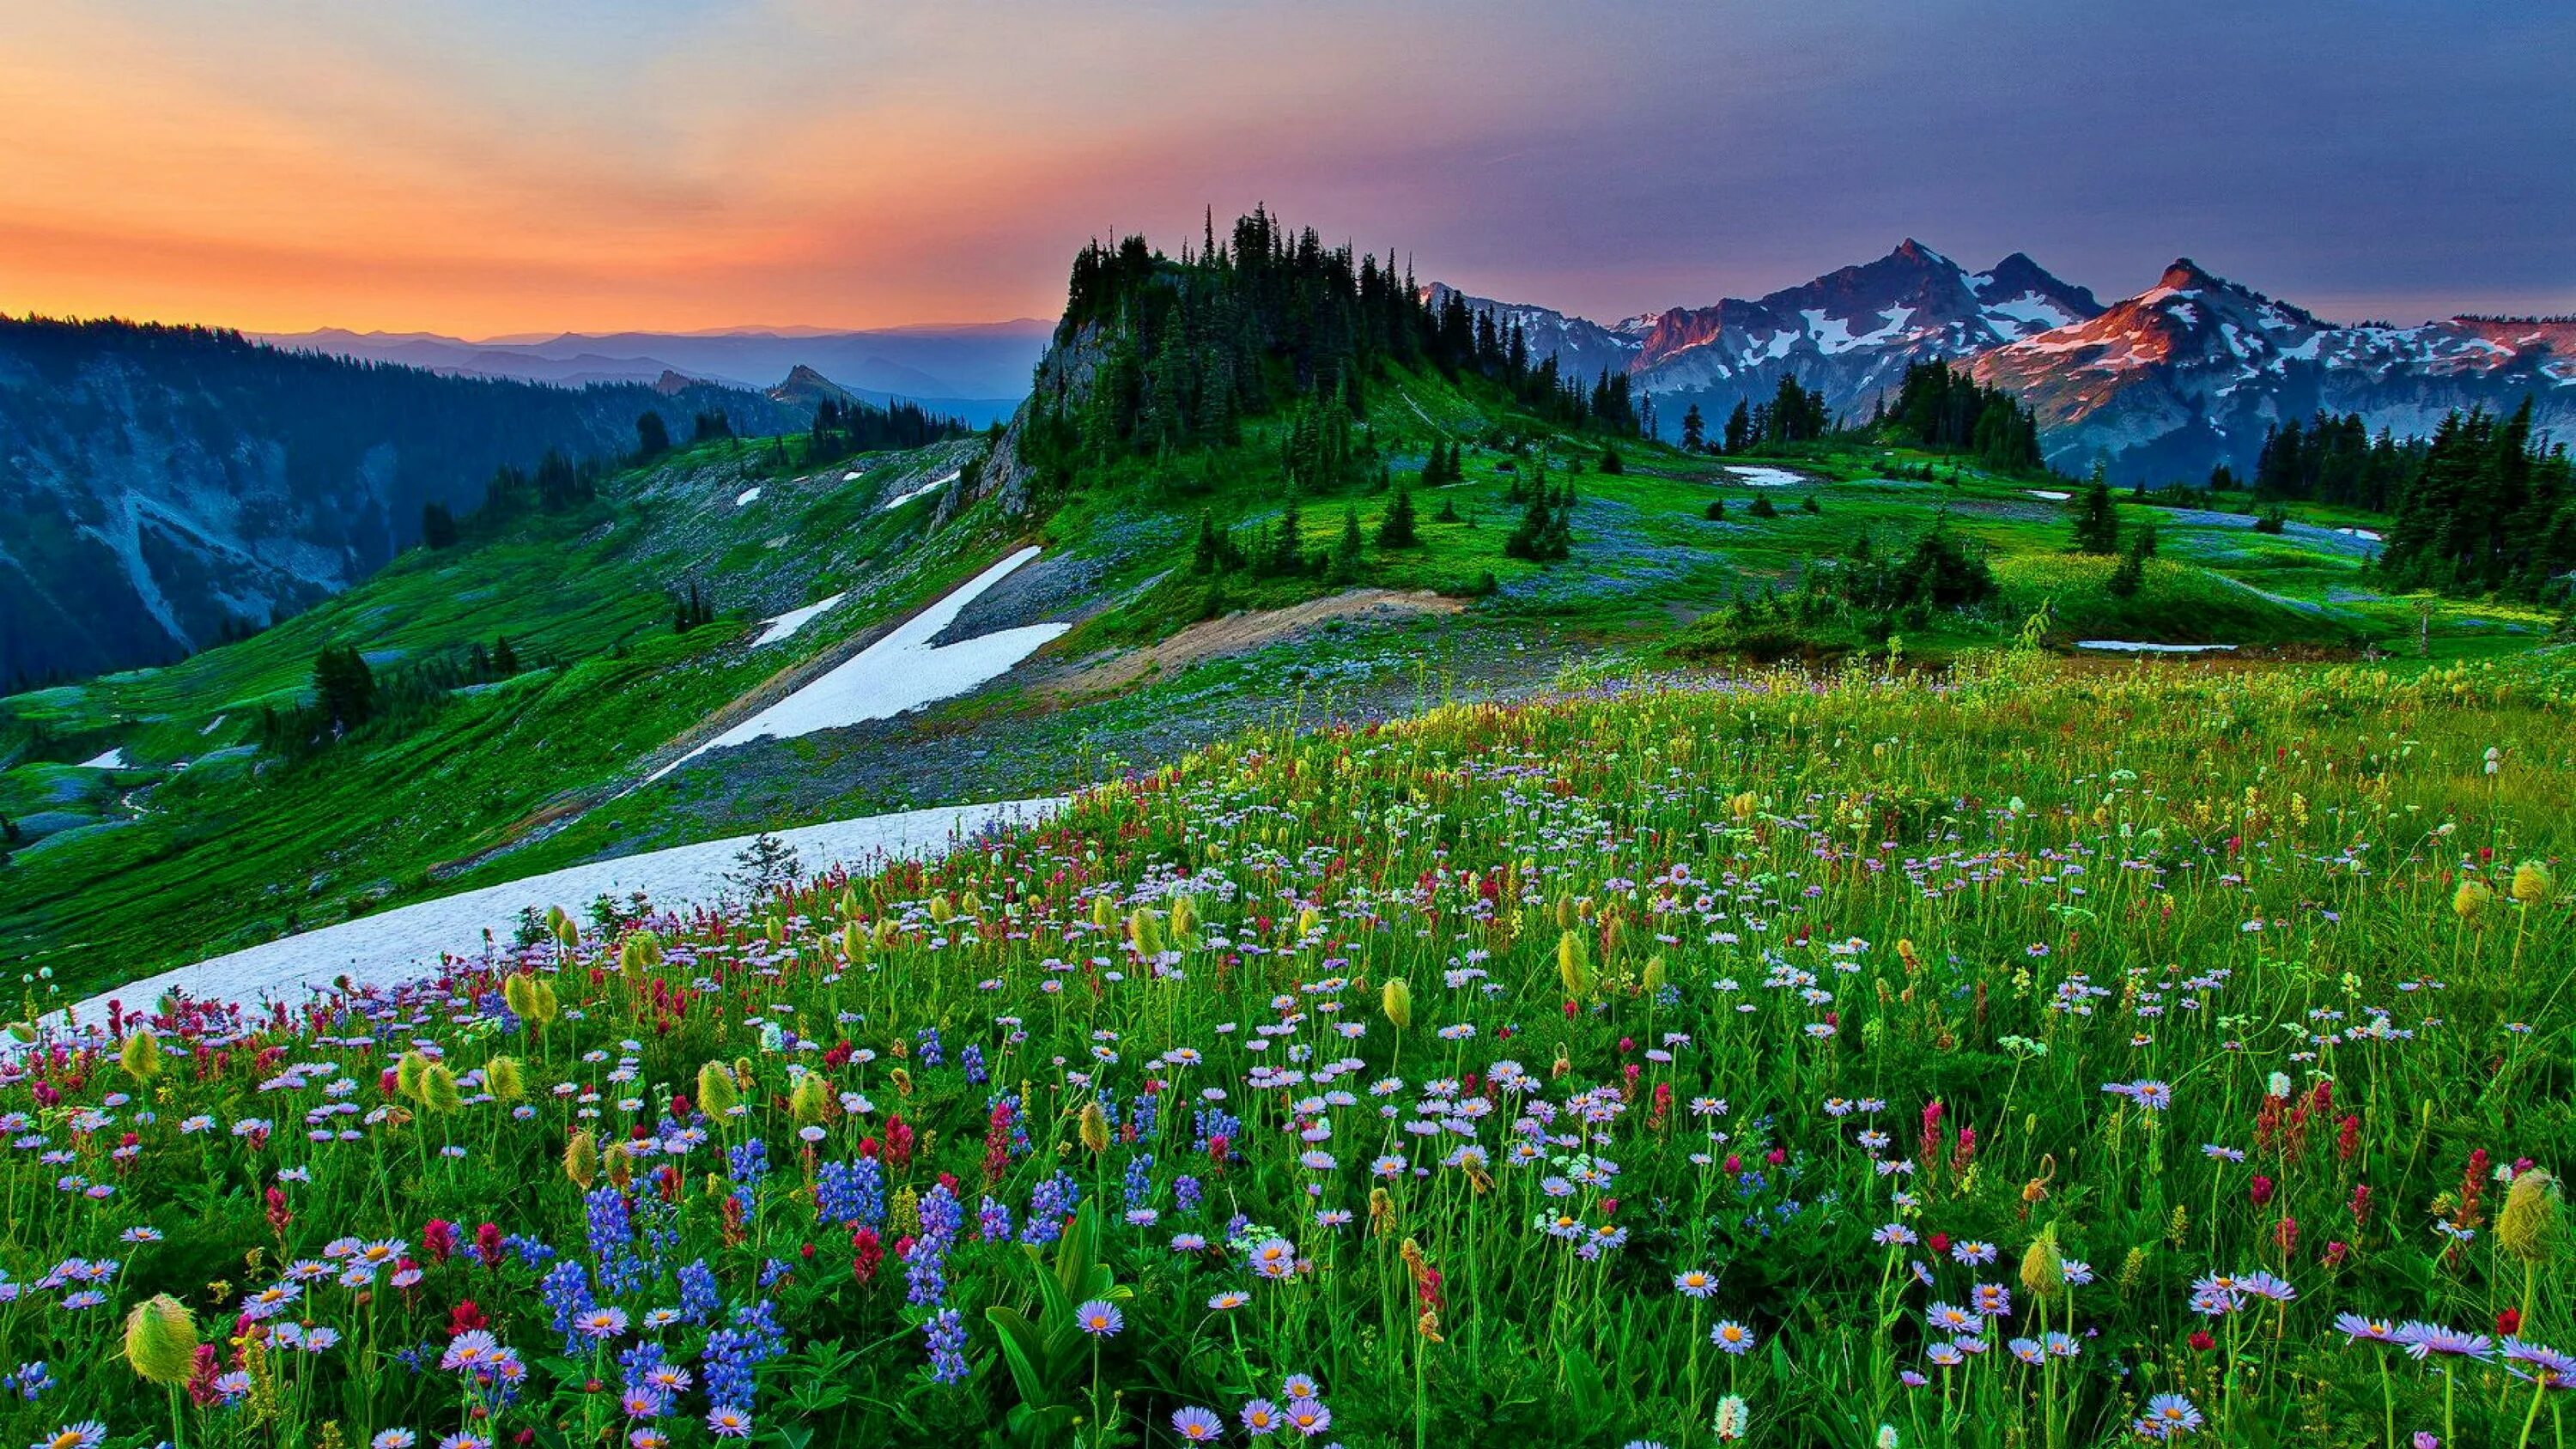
xmin=984 ymin=1305 xmax=1057 ymax=1407
xmin=1558 ymin=1345 xmax=1607 ymax=1421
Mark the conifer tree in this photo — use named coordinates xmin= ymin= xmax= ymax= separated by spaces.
xmin=2070 ymin=465 xmax=2121 ymax=555
xmin=1377 ymin=479 xmax=1419 ymax=549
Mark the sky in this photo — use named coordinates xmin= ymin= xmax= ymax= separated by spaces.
xmin=4 ymin=1 xmax=2569 ymax=337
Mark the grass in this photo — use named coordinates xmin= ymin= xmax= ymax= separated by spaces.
xmin=4 ymin=652 xmax=2568 ymax=1449
xmin=0 ymin=364 xmax=2557 ymax=1000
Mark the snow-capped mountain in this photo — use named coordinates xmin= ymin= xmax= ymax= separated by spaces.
xmin=1440 ymin=244 xmax=2571 ymax=481
xmin=1974 ymin=260 xmax=2576 ymax=480
xmin=1432 ymin=240 xmax=2103 ymax=435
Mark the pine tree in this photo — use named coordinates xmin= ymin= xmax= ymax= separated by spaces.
xmin=1681 ymin=403 xmax=1705 ymax=452
xmin=421 ymin=501 xmax=459 ymax=549
xmin=1722 ymin=400 xmax=1753 ymax=453
xmin=1330 ymin=506 xmax=1365 ymax=583
xmin=635 ymin=410 xmax=671 ymax=459
xmin=2070 ymin=465 xmax=2121 ymax=555
xmin=311 ymin=645 xmax=376 ymax=733
xmin=1265 ymin=495 xmax=1306 ymax=577
xmin=1377 ymin=480 xmax=1419 ymax=549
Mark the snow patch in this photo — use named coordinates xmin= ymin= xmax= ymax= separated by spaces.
xmin=1980 ymin=293 xmax=2072 ymax=335
xmin=733 ymin=487 xmax=763 ymax=506
xmin=649 ymin=547 xmax=1065 ymax=781
xmin=2076 ymin=640 xmax=2240 ymax=654
xmin=841 ymin=470 xmax=865 ymax=482
xmin=2026 ymin=489 xmax=2072 ymax=501
xmin=2335 ymin=526 xmax=2384 ymax=542
xmin=878 ymin=470 xmax=960 ymax=512
xmin=1725 ymin=466 xmax=1808 ymax=488
xmin=67 ymin=797 xmax=1063 ymax=1026
xmin=76 ymin=749 xmax=127 ymax=770
xmin=751 ymin=592 xmax=847 ymax=647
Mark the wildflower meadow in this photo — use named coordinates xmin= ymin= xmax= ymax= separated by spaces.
xmin=7 ymin=656 xmax=2571 ymax=1449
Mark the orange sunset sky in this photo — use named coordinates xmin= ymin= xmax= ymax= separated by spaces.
xmin=6 ymin=2 xmax=2569 ymax=337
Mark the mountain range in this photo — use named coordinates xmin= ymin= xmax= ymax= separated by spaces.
xmin=256 ymin=321 xmax=1051 ymax=427
xmin=1437 ymin=243 xmax=2573 ymax=481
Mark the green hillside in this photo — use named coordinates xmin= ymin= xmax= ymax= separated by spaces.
xmin=2 ymin=218 xmax=2563 ymax=1003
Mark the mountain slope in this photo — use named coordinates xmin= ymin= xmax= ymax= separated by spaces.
xmin=1974 ymin=260 xmax=2576 ymax=480
xmin=6 ymin=214 xmax=2549 ymax=1003
xmin=0 ymin=318 xmax=808 ymax=685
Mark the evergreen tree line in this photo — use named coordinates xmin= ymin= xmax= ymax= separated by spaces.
xmin=2377 ymin=399 xmax=2576 ymax=597
xmin=804 ymin=397 xmax=963 ymax=464
xmin=1705 ymin=377 xmax=1835 ymax=452
xmin=2249 ymin=412 xmax=2421 ymax=511
xmin=1884 ymin=362 xmax=2044 ymax=473
xmin=1032 ymin=208 xmax=1642 ymax=498
xmin=258 ymin=634 xmax=538 ymax=760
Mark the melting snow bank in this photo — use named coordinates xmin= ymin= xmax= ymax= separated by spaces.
xmin=66 ymin=797 xmax=1062 ymax=1028
xmin=752 ymin=593 xmax=846 ymax=646
xmin=734 ymin=486 xmax=763 ymax=506
xmin=878 ymin=469 xmax=960 ymax=512
xmin=1725 ymin=466 xmax=1807 ymax=488
xmin=76 ymin=749 xmax=127 ymax=769
xmin=649 ymin=547 xmax=1066 ymax=781
xmin=2027 ymin=489 xmax=2072 ymax=501
xmin=2076 ymin=640 xmax=2240 ymax=654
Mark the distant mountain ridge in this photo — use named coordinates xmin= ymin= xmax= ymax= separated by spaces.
xmin=1973 ymin=259 xmax=2576 ymax=478
xmin=1434 ymin=244 xmax=2573 ymax=481
xmin=0 ymin=318 xmax=806 ymax=687
xmin=260 ymin=322 xmax=1050 ymax=427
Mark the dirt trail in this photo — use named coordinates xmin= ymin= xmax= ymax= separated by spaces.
xmin=1045 ymin=588 xmax=1463 ymax=698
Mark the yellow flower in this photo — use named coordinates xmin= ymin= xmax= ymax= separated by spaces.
xmin=2498 ymin=1169 xmax=2561 ymax=1264
xmin=2019 ymin=1224 xmax=2064 ymax=1299
xmin=1381 ymin=978 xmax=1413 ymax=1030
xmin=2512 ymin=861 xmax=2555 ymax=906
xmin=118 ymin=1029 xmax=161 ymax=1083
xmin=617 ymin=931 xmax=663 ymax=976
xmin=484 ymin=1056 xmax=525 ymax=1102
xmin=394 ymin=1050 xmax=429 ymax=1102
xmin=789 ymin=1072 xmax=832 ymax=1125
xmin=1128 ymin=907 xmax=1163 ymax=957
xmin=2453 ymin=879 xmax=2494 ymax=923
xmin=563 ymin=1128 xmax=599 ymax=1189
xmin=123 ymin=1293 xmax=198 ymax=1385
xmin=1557 ymin=929 xmax=1595 ymax=1001
xmin=696 ymin=1060 xmax=741 ymax=1117
xmin=420 ymin=1062 xmax=463 ymax=1114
